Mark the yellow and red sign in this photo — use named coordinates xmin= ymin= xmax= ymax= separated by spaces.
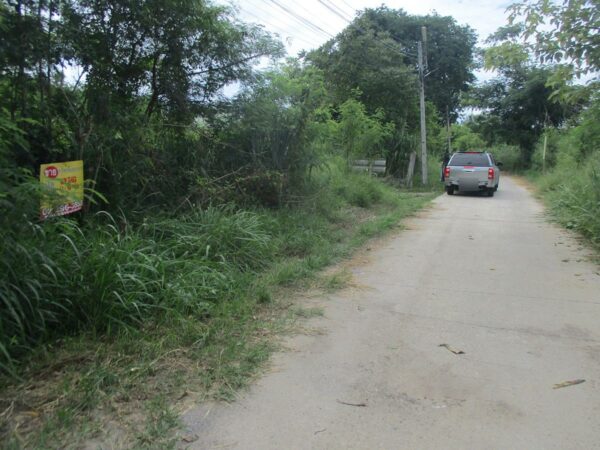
xmin=40 ymin=160 xmax=84 ymax=219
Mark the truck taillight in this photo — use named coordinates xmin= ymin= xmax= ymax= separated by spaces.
xmin=444 ymin=167 xmax=450 ymax=178
xmin=488 ymin=168 xmax=494 ymax=179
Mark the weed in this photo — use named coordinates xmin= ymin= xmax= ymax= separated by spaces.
xmin=0 ymin=169 xmax=437 ymax=447
xmin=320 ymin=270 xmax=352 ymax=292
xmin=531 ymin=151 xmax=600 ymax=248
xmin=136 ymin=397 xmax=180 ymax=449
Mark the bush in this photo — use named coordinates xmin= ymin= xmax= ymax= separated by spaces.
xmin=0 ymin=148 xmax=417 ymax=375
xmin=489 ymin=144 xmax=522 ymax=172
xmin=331 ymin=171 xmax=385 ymax=208
xmin=530 ymin=129 xmax=561 ymax=171
xmin=0 ymin=205 xmax=275 ymax=373
xmin=533 ymin=97 xmax=600 ymax=247
xmin=542 ymin=153 xmax=600 ymax=246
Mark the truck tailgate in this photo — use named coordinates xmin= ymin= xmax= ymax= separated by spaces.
xmin=450 ymin=166 xmax=488 ymax=189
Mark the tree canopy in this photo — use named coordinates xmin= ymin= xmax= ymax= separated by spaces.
xmin=508 ymin=0 xmax=600 ymax=81
xmin=309 ymin=6 xmax=477 ymax=123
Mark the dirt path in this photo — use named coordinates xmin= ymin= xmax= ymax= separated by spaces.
xmin=181 ymin=176 xmax=600 ymax=449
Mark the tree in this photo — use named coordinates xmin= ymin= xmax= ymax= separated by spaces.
xmin=337 ymin=97 xmax=394 ymax=165
xmin=308 ymin=14 xmax=419 ymax=129
xmin=469 ymin=66 xmax=577 ymax=162
xmin=61 ymin=0 xmax=282 ymax=121
xmin=360 ymin=7 xmax=478 ymax=121
xmin=308 ymin=7 xmax=475 ymax=180
xmin=0 ymin=0 xmax=64 ymax=165
xmin=470 ymin=21 xmax=587 ymax=163
xmin=219 ymin=63 xmax=330 ymax=191
xmin=508 ymin=0 xmax=600 ymax=86
xmin=450 ymin=123 xmax=486 ymax=151
xmin=309 ymin=7 xmax=477 ymax=124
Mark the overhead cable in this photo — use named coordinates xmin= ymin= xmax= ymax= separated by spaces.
xmin=317 ymin=0 xmax=417 ymax=60
xmin=263 ymin=0 xmax=334 ymax=39
xmin=242 ymin=0 xmax=326 ymax=46
xmin=237 ymin=4 xmax=322 ymax=48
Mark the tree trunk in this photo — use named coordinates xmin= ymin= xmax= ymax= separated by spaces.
xmin=146 ymin=54 xmax=160 ymax=117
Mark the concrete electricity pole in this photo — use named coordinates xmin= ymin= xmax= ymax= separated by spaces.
xmin=446 ymin=106 xmax=451 ymax=154
xmin=418 ymin=27 xmax=428 ymax=185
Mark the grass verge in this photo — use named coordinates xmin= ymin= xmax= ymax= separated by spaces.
xmin=525 ymin=160 xmax=600 ymax=252
xmin=0 ymin=170 xmax=437 ymax=449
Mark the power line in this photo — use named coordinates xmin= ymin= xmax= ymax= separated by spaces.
xmin=319 ymin=0 xmax=353 ymax=22
xmin=339 ymin=0 xmax=357 ymax=15
xmin=291 ymin=0 xmax=349 ymax=33
xmin=316 ymin=0 xmax=416 ymax=60
xmin=241 ymin=0 xmax=328 ymax=46
xmin=237 ymin=3 xmax=322 ymax=48
xmin=263 ymin=0 xmax=335 ymax=40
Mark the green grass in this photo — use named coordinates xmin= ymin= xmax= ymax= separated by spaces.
xmin=0 ymin=167 xmax=436 ymax=448
xmin=527 ymin=153 xmax=600 ymax=249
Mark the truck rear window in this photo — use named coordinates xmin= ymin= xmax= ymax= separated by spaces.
xmin=449 ymin=153 xmax=490 ymax=167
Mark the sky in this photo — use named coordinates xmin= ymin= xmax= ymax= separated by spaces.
xmin=219 ymin=0 xmax=514 ymax=82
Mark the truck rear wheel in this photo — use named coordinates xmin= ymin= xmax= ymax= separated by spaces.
xmin=446 ymin=186 xmax=455 ymax=195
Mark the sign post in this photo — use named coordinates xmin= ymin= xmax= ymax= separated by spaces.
xmin=40 ymin=160 xmax=84 ymax=219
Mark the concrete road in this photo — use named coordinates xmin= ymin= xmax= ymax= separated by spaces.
xmin=182 ymin=176 xmax=600 ymax=450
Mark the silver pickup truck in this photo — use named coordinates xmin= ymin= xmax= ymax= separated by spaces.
xmin=443 ymin=152 xmax=501 ymax=197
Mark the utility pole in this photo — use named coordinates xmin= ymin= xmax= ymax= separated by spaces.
xmin=418 ymin=27 xmax=428 ymax=185
xmin=542 ymin=110 xmax=549 ymax=173
xmin=446 ymin=106 xmax=451 ymax=154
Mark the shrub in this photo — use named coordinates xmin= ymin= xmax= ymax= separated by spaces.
xmin=531 ymin=129 xmax=561 ymax=171
xmin=534 ymin=97 xmax=600 ymax=246
xmin=489 ymin=144 xmax=522 ymax=172
xmin=0 ymin=204 xmax=276 ymax=373
xmin=542 ymin=153 xmax=600 ymax=246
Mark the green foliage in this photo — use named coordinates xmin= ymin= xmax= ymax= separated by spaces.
xmin=337 ymin=97 xmax=395 ymax=164
xmin=484 ymin=42 xmax=531 ymax=73
xmin=531 ymin=128 xmax=560 ymax=171
xmin=334 ymin=172 xmax=385 ymax=208
xmin=62 ymin=0 xmax=282 ymax=119
xmin=220 ymin=65 xmax=327 ymax=191
xmin=308 ymin=10 xmax=419 ymax=128
xmin=481 ymin=4 xmax=600 ymax=244
xmin=0 ymin=0 xmax=283 ymax=213
xmin=0 ymin=155 xmax=432 ymax=374
xmin=533 ymin=96 xmax=600 ymax=245
xmin=537 ymin=154 xmax=600 ymax=246
xmin=0 ymin=207 xmax=269 ymax=372
xmin=308 ymin=7 xmax=475 ymax=178
xmin=489 ymin=144 xmax=522 ymax=171
xmin=450 ymin=123 xmax=486 ymax=152
xmin=468 ymin=67 xmax=579 ymax=163
xmin=310 ymin=7 xmax=477 ymax=121
xmin=508 ymin=0 xmax=600 ymax=84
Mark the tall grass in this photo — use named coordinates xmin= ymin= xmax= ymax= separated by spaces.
xmin=534 ymin=153 xmax=600 ymax=246
xmin=1 ymin=158 xmax=432 ymax=375
xmin=530 ymin=99 xmax=600 ymax=247
xmin=0 ymin=203 xmax=276 ymax=374
xmin=0 ymin=157 xmax=438 ymax=448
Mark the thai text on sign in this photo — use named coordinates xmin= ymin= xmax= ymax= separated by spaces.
xmin=40 ymin=160 xmax=84 ymax=219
